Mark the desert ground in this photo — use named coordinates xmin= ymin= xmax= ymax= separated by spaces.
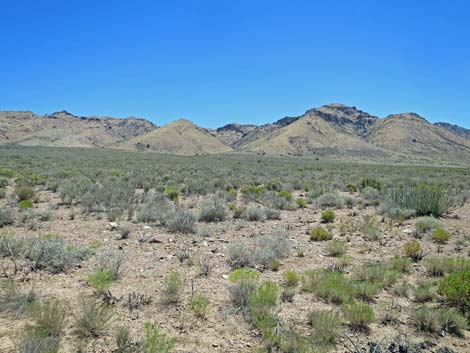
xmin=0 ymin=146 xmax=469 ymax=353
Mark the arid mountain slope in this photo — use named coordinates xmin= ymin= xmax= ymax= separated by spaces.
xmin=434 ymin=122 xmax=470 ymax=140
xmin=0 ymin=110 xmax=156 ymax=147
xmin=1 ymin=105 xmax=469 ymax=162
xmin=366 ymin=113 xmax=470 ymax=159
xmin=119 ymin=119 xmax=233 ymax=155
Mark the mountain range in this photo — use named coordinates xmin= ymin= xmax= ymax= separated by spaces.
xmin=1 ymin=104 xmax=470 ymax=164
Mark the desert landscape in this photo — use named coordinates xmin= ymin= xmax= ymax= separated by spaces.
xmin=0 ymin=144 xmax=469 ymax=353
xmin=2 ymin=1 xmax=469 ymax=352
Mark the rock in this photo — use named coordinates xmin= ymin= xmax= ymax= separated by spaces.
xmin=437 ymin=347 xmax=455 ymax=353
xmin=149 ymin=236 xmax=166 ymax=244
xmin=109 ymin=222 xmax=118 ymax=230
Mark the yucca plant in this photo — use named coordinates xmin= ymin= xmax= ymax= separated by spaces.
xmin=387 ymin=184 xmax=453 ymax=217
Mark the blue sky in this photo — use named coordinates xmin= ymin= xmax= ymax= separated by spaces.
xmin=1 ymin=0 xmax=469 ymax=128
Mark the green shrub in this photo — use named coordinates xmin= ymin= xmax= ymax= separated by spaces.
xmin=438 ymin=270 xmax=470 ymax=313
xmin=277 ymin=190 xmax=292 ymax=200
xmin=424 ymin=256 xmax=470 ymax=277
xmin=241 ymin=185 xmax=265 ymax=202
xmin=342 ymin=302 xmax=374 ymax=331
xmin=18 ymin=200 xmax=33 ymax=209
xmin=87 ymin=270 xmax=117 ymax=293
xmin=411 ymin=306 xmax=466 ymax=337
xmin=296 ymin=197 xmax=307 ymax=208
xmin=354 ymin=262 xmax=399 ymax=288
xmin=308 ymin=227 xmax=332 ymax=241
xmin=321 ymin=210 xmax=335 ymax=223
xmin=141 ymin=322 xmax=176 ymax=353
xmin=389 ymin=256 xmax=411 ymax=273
xmin=360 ymin=178 xmax=381 ymax=191
xmin=325 ymin=240 xmax=347 ymax=257
xmin=308 ymin=310 xmax=342 ymax=348
xmin=403 ymin=241 xmax=424 ymax=261
xmin=229 ymin=268 xmax=261 ymax=283
xmin=302 ymin=270 xmax=353 ymax=304
xmin=14 ymin=186 xmax=35 ymax=201
xmin=74 ymin=297 xmax=114 ymax=338
xmin=282 ymin=270 xmax=300 ymax=287
xmin=164 ymin=185 xmax=179 ymax=202
xmin=199 ymin=197 xmax=227 ymax=222
xmin=88 ymin=251 xmax=125 ymax=292
xmin=189 ymin=294 xmax=209 ymax=319
xmin=431 ymin=228 xmax=451 ymax=244
xmin=352 ymin=282 xmax=380 ymax=302
xmin=249 ymin=282 xmax=278 ymax=338
xmin=346 ymin=183 xmax=357 ymax=193
xmin=414 ymin=282 xmax=436 ymax=303
xmin=161 ymin=271 xmax=182 ymax=305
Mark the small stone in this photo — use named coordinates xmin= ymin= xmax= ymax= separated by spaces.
xmin=149 ymin=236 xmax=165 ymax=244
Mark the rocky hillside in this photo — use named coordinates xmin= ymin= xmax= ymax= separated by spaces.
xmin=0 ymin=110 xmax=156 ymax=148
xmin=119 ymin=119 xmax=233 ymax=155
xmin=434 ymin=122 xmax=470 ymax=140
xmin=1 ymin=104 xmax=469 ymax=163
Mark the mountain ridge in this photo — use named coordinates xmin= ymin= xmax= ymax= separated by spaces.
xmin=1 ymin=105 xmax=469 ymax=164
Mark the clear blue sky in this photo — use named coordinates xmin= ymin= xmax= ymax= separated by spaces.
xmin=1 ymin=0 xmax=469 ymax=128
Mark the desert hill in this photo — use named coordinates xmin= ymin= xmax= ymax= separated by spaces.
xmin=1 ymin=104 xmax=470 ymax=163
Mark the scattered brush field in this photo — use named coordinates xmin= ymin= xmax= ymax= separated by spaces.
xmin=0 ymin=146 xmax=469 ymax=353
